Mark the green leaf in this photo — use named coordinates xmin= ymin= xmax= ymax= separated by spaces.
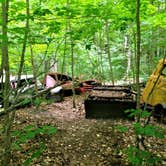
xmin=140 ymin=110 xmax=151 ymax=118
xmin=125 ymin=109 xmax=140 ymax=117
xmin=33 ymin=98 xmax=42 ymax=106
xmin=33 ymin=7 xmax=52 ymax=16
xmin=41 ymin=125 xmax=57 ymax=135
xmin=12 ymin=143 xmax=22 ymax=150
xmin=31 ymin=149 xmax=43 ymax=158
xmin=133 ymin=123 xmax=165 ymax=138
xmin=12 ymin=130 xmax=22 ymax=137
xmin=125 ymin=146 xmax=143 ymax=165
xmin=85 ymin=44 xmax=92 ymax=50
xmin=24 ymin=125 xmax=36 ymax=131
xmin=19 ymin=135 xmax=28 ymax=143
xmin=40 ymin=143 xmax=46 ymax=150
xmin=0 ymin=0 xmax=5 ymax=3
xmin=23 ymin=143 xmax=46 ymax=166
xmin=124 ymin=146 xmax=160 ymax=165
xmin=115 ymin=125 xmax=129 ymax=132
xmin=23 ymin=157 xmax=33 ymax=166
xmin=143 ymin=125 xmax=164 ymax=138
xmin=22 ymin=98 xmax=31 ymax=105
xmin=133 ymin=123 xmax=143 ymax=135
xmin=15 ymin=14 xmax=27 ymax=21
xmin=125 ymin=109 xmax=151 ymax=119
xmin=25 ymin=131 xmax=36 ymax=139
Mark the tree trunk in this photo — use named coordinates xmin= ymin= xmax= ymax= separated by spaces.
xmin=136 ymin=0 xmax=141 ymax=109
xmin=1 ymin=1 xmax=30 ymax=164
xmin=99 ymin=30 xmax=104 ymax=81
xmin=105 ymin=20 xmax=114 ymax=85
xmin=30 ymin=44 xmax=40 ymax=110
xmin=61 ymin=19 xmax=68 ymax=73
xmin=123 ymin=35 xmax=131 ymax=80
xmin=66 ymin=0 xmax=76 ymax=108
xmin=11 ymin=0 xmax=30 ymax=111
xmin=17 ymin=0 xmax=30 ymax=85
xmin=1 ymin=0 xmax=11 ymax=165
xmin=135 ymin=0 xmax=143 ymax=151
xmin=71 ymin=42 xmax=76 ymax=108
xmin=131 ymin=31 xmax=137 ymax=84
xmin=147 ymin=31 xmax=153 ymax=76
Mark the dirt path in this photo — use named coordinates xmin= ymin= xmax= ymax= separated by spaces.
xmin=10 ymin=95 xmax=166 ymax=165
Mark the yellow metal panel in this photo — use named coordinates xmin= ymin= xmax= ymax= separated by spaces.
xmin=142 ymin=59 xmax=166 ymax=107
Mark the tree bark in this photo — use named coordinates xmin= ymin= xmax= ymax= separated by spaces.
xmin=1 ymin=0 xmax=11 ymax=165
xmin=61 ymin=18 xmax=68 ymax=73
xmin=17 ymin=0 xmax=30 ymax=85
xmin=136 ymin=0 xmax=141 ymax=109
xmin=99 ymin=30 xmax=104 ymax=81
xmin=1 ymin=1 xmax=30 ymax=164
xmin=30 ymin=44 xmax=40 ymax=111
xmin=66 ymin=0 xmax=76 ymax=108
xmin=123 ymin=35 xmax=131 ymax=80
xmin=105 ymin=20 xmax=114 ymax=85
xmin=135 ymin=0 xmax=143 ymax=151
xmin=11 ymin=0 xmax=30 ymax=112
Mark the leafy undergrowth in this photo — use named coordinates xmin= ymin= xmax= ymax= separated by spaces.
xmin=8 ymin=95 xmax=166 ymax=165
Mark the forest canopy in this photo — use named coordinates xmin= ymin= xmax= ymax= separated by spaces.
xmin=0 ymin=0 xmax=166 ymax=82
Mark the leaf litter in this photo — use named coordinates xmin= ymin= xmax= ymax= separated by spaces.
xmin=4 ymin=95 xmax=166 ymax=165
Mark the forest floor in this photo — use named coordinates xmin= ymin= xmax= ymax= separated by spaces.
xmin=6 ymin=94 xmax=166 ymax=165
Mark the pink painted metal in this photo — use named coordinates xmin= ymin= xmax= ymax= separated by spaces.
xmin=45 ymin=75 xmax=56 ymax=88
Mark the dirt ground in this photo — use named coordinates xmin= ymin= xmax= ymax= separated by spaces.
xmin=7 ymin=95 xmax=166 ymax=165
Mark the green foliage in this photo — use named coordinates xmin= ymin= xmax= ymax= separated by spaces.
xmin=126 ymin=109 xmax=164 ymax=138
xmin=115 ymin=125 xmax=129 ymax=133
xmin=12 ymin=124 xmax=57 ymax=145
xmin=33 ymin=7 xmax=52 ymax=16
xmin=124 ymin=146 xmax=161 ymax=166
xmin=32 ymin=98 xmax=42 ymax=107
xmin=83 ymin=4 xmax=100 ymax=17
xmin=133 ymin=123 xmax=164 ymax=138
xmin=117 ymin=109 xmax=165 ymax=165
xmin=21 ymin=98 xmax=32 ymax=106
xmin=125 ymin=109 xmax=151 ymax=118
xmin=23 ymin=143 xmax=46 ymax=166
xmin=4 ymin=0 xmax=164 ymax=81
xmin=12 ymin=125 xmax=57 ymax=165
xmin=0 ymin=0 xmax=5 ymax=3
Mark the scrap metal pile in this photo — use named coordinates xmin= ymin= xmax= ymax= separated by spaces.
xmin=0 ymin=72 xmax=101 ymax=112
xmin=85 ymin=85 xmax=136 ymax=119
xmin=1 ymin=58 xmax=165 ymax=119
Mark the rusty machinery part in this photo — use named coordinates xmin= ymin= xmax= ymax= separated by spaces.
xmin=85 ymin=85 xmax=136 ymax=119
xmin=141 ymin=59 xmax=166 ymax=118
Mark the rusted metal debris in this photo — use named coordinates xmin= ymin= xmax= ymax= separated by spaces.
xmin=44 ymin=73 xmax=101 ymax=97
xmin=85 ymin=85 xmax=136 ymax=119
